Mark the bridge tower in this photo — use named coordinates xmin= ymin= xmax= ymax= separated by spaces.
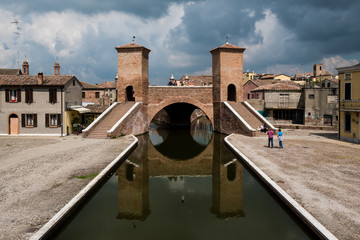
xmin=115 ymin=41 xmax=151 ymax=104
xmin=210 ymin=41 xmax=246 ymax=132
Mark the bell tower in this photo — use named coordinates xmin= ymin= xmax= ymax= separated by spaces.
xmin=22 ymin=60 xmax=29 ymax=75
xmin=115 ymin=38 xmax=151 ymax=104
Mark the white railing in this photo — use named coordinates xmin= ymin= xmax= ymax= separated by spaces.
xmin=107 ymin=102 xmax=141 ymax=134
xmin=243 ymin=101 xmax=278 ymax=131
xmin=82 ymin=102 xmax=119 ymax=133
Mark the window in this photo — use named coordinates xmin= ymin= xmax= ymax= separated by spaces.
xmin=73 ymin=79 xmax=76 ymax=86
xmin=345 ymin=73 xmax=352 ymax=80
xmin=327 ymin=83 xmax=331 ymax=88
xmin=344 ymin=113 xmax=351 ymax=132
xmin=82 ymin=92 xmax=85 ymax=98
xmin=45 ymin=114 xmax=61 ymax=127
xmin=309 ymin=94 xmax=315 ymax=99
xmin=345 ymin=83 xmax=351 ymax=100
xmin=49 ymin=89 xmax=57 ymax=104
xmin=5 ymin=89 xmax=21 ymax=103
xmin=21 ymin=114 xmax=37 ymax=127
xmin=95 ymin=92 xmax=100 ymax=98
xmin=50 ymin=114 xmax=58 ymax=126
xmin=279 ymin=94 xmax=289 ymax=107
xmin=25 ymin=88 xmax=33 ymax=104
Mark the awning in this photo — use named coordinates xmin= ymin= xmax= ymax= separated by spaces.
xmin=69 ymin=105 xmax=91 ymax=114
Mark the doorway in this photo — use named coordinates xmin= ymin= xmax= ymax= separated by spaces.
xmin=126 ymin=86 xmax=135 ymax=101
xmin=9 ymin=114 xmax=19 ymax=135
xmin=227 ymin=84 xmax=236 ymax=101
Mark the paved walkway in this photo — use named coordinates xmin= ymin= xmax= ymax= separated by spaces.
xmin=227 ymin=129 xmax=360 ymax=240
xmin=0 ymin=135 xmax=135 ymax=240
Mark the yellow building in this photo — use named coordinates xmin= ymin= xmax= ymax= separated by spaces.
xmin=337 ymin=63 xmax=360 ymax=143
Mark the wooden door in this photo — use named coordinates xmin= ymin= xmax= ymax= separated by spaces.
xmin=9 ymin=116 xmax=19 ymax=135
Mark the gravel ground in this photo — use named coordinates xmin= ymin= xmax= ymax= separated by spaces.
xmin=0 ymin=135 xmax=135 ymax=240
xmin=227 ymin=129 xmax=360 ymax=240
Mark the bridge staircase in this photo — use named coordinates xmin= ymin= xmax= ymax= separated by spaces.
xmin=83 ymin=102 xmax=135 ymax=139
xmin=226 ymin=101 xmax=276 ymax=136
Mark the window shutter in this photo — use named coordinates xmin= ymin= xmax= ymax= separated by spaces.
xmin=5 ymin=89 xmax=9 ymax=102
xmin=54 ymin=89 xmax=57 ymax=103
xmin=25 ymin=89 xmax=29 ymax=103
xmin=49 ymin=89 xmax=52 ymax=103
xmin=45 ymin=114 xmax=49 ymax=127
xmin=57 ymin=114 xmax=61 ymax=127
xmin=17 ymin=89 xmax=21 ymax=102
xmin=34 ymin=114 xmax=37 ymax=127
xmin=21 ymin=114 xmax=25 ymax=127
xmin=30 ymin=89 xmax=33 ymax=103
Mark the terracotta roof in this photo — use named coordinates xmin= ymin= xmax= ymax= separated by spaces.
xmin=210 ymin=43 xmax=246 ymax=52
xmin=115 ymin=42 xmax=151 ymax=53
xmin=85 ymin=104 xmax=109 ymax=113
xmin=0 ymin=69 xmax=22 ymax=75
xmin=97 ymin=81 xmax=115 ymax=88
xmin=252 ymin=82 xmax=301 ymax=91
xmin=249 ymin=79 xmax=280 ymax=86
xmin=80 ymin=81 xmax=104 ymax=89
xmin=179 ymin=75 xmax=212 ymax=86
xmin=0 ymin=75 xmax=76 ymax=86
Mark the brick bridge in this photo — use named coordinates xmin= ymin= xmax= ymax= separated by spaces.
xmin=83 ymin=41 xmax=276 ymax=138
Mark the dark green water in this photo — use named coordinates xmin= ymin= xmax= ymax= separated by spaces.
xmin=56 ymin=118 xmax=317 ymax=240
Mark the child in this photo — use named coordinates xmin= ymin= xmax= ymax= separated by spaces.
xmin=277 ymin=129 xmax=283 ymax=148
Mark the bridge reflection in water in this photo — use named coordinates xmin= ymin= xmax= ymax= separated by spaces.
xmin=57 ymin=117 xmax=316 ymax=240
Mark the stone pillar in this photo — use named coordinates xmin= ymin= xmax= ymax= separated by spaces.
xmin=115 ymin=42 xmax=151 ymax=104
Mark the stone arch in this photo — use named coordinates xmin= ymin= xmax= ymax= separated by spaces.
xmin=148 ymin=97 xmax=213 ymax=129
xmin=125 ymin=85 xmax=135 ymax=101
xmin=227 ymin=84 xmax=236 ymax=101
xmin=8 ymin=113 xmax=19 ymax=135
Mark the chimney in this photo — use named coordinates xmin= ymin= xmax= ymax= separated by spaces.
xmin=22 ymin=60 xmax=29 ymax=75
xmin=38 ymin=72 xmax=43 ymax=85
xmin=54 ymin=61 xmax=60 ymax=75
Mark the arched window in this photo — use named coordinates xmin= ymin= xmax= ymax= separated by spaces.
xmin=126 ymin=86 xmax=135 ymax=101
xmin=227 ymin=84 xmax=236 ymax=101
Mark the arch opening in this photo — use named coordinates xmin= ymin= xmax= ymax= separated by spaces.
xmin=149 ymin=102 xmax=213 ymax=160
xmin=126 ymin=86 xmax=135 ymax=101
xmin=227 ymin=84 xmax=236 ymax=101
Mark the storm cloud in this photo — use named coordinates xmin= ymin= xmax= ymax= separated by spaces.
xmin=0 ymin=0 xmax=359 ymax=85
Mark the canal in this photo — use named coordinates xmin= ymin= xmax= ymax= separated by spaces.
xmin=56 ymin=117 xmax=317 ymax=239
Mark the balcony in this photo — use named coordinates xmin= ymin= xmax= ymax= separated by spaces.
xmin=265 ymin=101 xmax=302 ymax=109
xmin=339 ymin=100 xmax=360 ymax=111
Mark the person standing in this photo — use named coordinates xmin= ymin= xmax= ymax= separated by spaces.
xmin=267 ymin=128 xmax=274 ymax=148
xmin=277 ymin=129 xmax=283 ymax=148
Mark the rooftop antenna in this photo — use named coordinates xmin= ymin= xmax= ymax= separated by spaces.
xmin=132 ymin=35 xmax=135 ymax=43
xmin=11 ymin=20 xmax=21 ymax=69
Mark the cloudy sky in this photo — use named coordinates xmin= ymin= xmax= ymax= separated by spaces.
xmin=1 ymin=0 xmax=359 ymax=85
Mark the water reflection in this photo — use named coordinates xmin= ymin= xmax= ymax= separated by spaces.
xmin=149 ymin=117 xmax=213 ymax=160
xmin=56 ymin=117 xmax=316 ymax=240
xmin=117 ymin=127 xmax=243 ymax=222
